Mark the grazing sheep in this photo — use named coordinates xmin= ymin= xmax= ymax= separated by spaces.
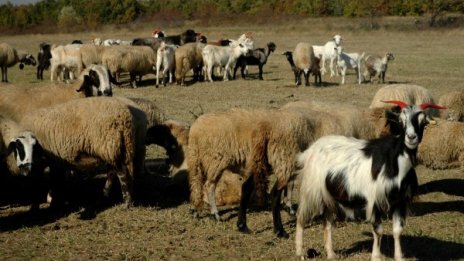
xmin=438 ymin=90 xmax=464 ymax=121
xmin=19 ymin=97 xmax=147 ymax=208
xmin=418 ymin=119 xmax=464 ymax=169
xmin=363 ymin=52 xmax=395 ymax=83
xmin=295 ymin=101 xmax=445 ymax=261
xmin=187 ymin=108 xmax=316 ymax=238
xmin=37 ymin=42 xmax=52 ymax=80
xmin=0 ymin=69 xmax=112 ymax=121
xmin=233 ymin=42 xmax=276 ymax=80
xmin=156 ymin=41 xmax=178 ymax=87
xmin=293 ymin=42 xmax=318 ymax=86
xmin=335 ymin=46 xmax=365 ymax=84
xmin=370 ymin=84 xmax=438 ymax=117
xmin=0 ymin=43 xmax=37 ymax=82
xmin=312 ymin=34 xmax=342 ymax=77
xmin=175 ymin=42 xmax=205 ymax=86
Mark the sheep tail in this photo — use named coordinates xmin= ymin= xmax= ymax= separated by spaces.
xmin=250 ymin=128 xmax=270 ymax=206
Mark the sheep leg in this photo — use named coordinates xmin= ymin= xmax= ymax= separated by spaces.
xmin=205 ymin=180 xmax=221 ymax=221
xmin=295 ymin=210 xmax=306 ymax=259
xmin=237 ymin=174 xmax=254 ymax=233
xmin=282 ymin=181 xmax=296 ymax=215
xmin=303 ymin=70 xmax=310 ymax=87
xmin=392 ymin=208 xmax=405 ymax=261
xmin=271 ymin=182 xmax=288 ymax=238
xmin=116 ymin=167 xmax=133 ymax=208
xmin=323 ymin=216 xmax=337 ymax=260
xmin=371 ymin=213 xmax=383 ymax=261
xmin=2 ymin=67 xmax=7 ymax=82
xmin=1 ymin=67 xmax=4 ymax=82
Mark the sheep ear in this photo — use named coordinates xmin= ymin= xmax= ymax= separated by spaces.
xmin=7 ymin=140 xmax=16 ymax=156
xmin=19 ymin=63 xmax=24 ymax=70
xmin=88 ymin=69 xmax=99 ymax=85
xmin=76 ymin=75 xmax=93 ymax=96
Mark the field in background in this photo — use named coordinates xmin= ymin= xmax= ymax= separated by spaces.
xmin=0 ymin=17 xmax=463 ymax=260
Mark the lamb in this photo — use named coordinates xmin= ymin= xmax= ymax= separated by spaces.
xmin=202 ymin=43 xmax=252 ymax=82
xmin=156 ymin=41 xmax=177 ymax=87
xmin=293 ymin=42 xmax=318 ymax=86
xmin=0 ymin=69 xmax=112 ymax=121
xmin=101 ymin=45 xmax=157 ymax=88
xmin=418 ymin=119 xmax=464 ymax=169
xmin=438 ymin=90 xmax=464 ymax=121
xmin=363 ymin=52 xmax=395 ymax=83
xmin=370 ymin=84 xmax=439 ymax=117
xmin=187 ymin=108 xmax=316 ymax=238
xmin=18 ymin=97 xmax=147 ymax=209
xmin=312 ymin=34 xmax=342 ymax=77
xmin=37 ymin=42 xmax=52 ymax=80
xmin=175 ymin=42 xmax=205 ymax=86
xmin=233 ymin=42 xmax=276 ymax=80
xmin=295 ymin=100 xmax=445 ymax=260
xmin=335 ymin=46 xmax=365 ymax=84
xmin=50 ymin=43 xmax=83 ymax=82
xmin=0 ymin=42 xmax=37 ymax=82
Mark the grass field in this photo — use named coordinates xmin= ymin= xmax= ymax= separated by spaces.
xmin=0 ymin=17 xmax=463 ymax=260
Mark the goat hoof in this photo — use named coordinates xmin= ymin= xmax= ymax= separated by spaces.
xmin=237 ymin=223 xmax=251 ymax=234
xmin=306 ymin=248 xmax=320 ymax=258
xmin=275 ymin=229 xmax=289 ymax=238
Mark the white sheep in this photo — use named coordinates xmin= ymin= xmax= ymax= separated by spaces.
xmin=363 ymin=52 xmax=395 ymax=83
xmin=335 ymin=46 xmax=364 ymax=84
xmin=156 ymin=41 xmax=178 ymax=87
xmin=50 ymin=43 xmax=83 ymax=82
xmin=438 ymin=90 xmax=464 ymax=121
xmin=18 ymin=97 xmax=147 ymax=209
xmin=0 ymin=42 xmax=37 ymax=82
xmin=312 ymin=34 xmax=342 ymax=77
xmin=202 ymin=43 xmax=252 ymax=82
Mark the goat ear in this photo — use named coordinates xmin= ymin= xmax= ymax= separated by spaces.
xmin=7 ymin=140 xmax=16 ymax=156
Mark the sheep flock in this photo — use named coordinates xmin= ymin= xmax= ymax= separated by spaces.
xmin=0 ymin=26 xmax=463 ymax=261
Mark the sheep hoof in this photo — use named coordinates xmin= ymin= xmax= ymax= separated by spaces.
xmin=237 ymin=223 xmax=251 ymax=234
xmin=306 ymin=248 xmax=320 ymax=259
xmin=275 ymin=229 xmax=289 ymax=238
xmin=209 ymin=213 xmax=222 ymax=222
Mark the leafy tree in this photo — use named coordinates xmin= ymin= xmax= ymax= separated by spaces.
xmin=58 ymin=5 xmax=82 ymax=31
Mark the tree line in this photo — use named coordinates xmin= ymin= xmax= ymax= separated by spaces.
xmin=0 ymin=0 xmax=463 ymax=33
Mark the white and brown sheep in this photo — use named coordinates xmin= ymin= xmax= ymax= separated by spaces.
xmin=18 ymin=97 xmax=147 ymax=209
xmin=292 ymin=42 xmax=318 ymax=86
xmin=50 ymin=43 xmax=83 ymax=82
xmin=363 ymin=52 xmax=395 ymax=83
xmin=175 ymin=42 xmax=205 ymax=86
xmin=438 ymin=90 xmax=464 ymax=121
xmin=0 ymin=42 xmax=37 ymax=82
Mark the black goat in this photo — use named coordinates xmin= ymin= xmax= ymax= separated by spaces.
xmin=233 ymin=42 xmax=276 ymax=80
xmin=36 ymin=42 xmax=52 ymax=80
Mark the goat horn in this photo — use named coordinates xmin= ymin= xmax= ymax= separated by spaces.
xmin=419 ymin=103 xmax=447 ymax=110
xmin=382 ymin=100 xmax=408 ymax=108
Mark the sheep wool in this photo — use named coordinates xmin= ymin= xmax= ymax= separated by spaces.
xmin=438 ymin=90 xmax=464 ymax=122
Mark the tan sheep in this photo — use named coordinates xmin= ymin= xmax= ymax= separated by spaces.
xmin=175 ymin=42 xmax=205 ymax=86
xmin=438 ymin=90 xmax=464 ymax=121
xmin=19 ymin=97 xmax=147 ymax=209
xmin=0 ymin=42 xmax=36 ymax=82
xmin=418 ymin=119 xmax=464 ymax=169
xmin=293 ymin=42 xmax=317 ymax=86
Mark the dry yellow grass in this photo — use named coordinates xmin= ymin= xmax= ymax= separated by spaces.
xmin=0 ymin=17 xmax=463 ymax=260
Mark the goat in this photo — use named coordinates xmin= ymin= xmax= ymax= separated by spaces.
xmin=312 ymin=34 xmax=342 ymax=77
xmin=363 ymin=52 xmax=395 ymax=83
xmin=335 ymin=46 xmax=365 ymax=85
xmin=202 ymin=43 xmax=252 ymax=82
xmin=295 ymin=100 xmax=446 ymax=260
xmin=233 ymin=42 xmax=276 ymax=80
xmin=36 ymin=42 xmax=52 ymax=80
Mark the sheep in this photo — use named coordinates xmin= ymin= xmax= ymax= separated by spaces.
xmin=127 ymin=98 xmax=168 ymax=129
xmin=233 ymin=42 xmax=276 ymax=80
xmin=202 ymin=43 xmax=252 ymax=82
xmin=156 ymin=41 xmax=178 ymax=87
xmin=78 ymin=44 xmax=106 ymax=68
xmin=418 ymin=119 xmax=464 ymax=169
xmin=37 ymin=42 xmax=52 ymax=80
xmin=312 ymin=34 xmax=342 ymax=77
xmin=175 ymin=42 xmax=205 ymax=86
xmin=295 ymin=100 xmax=445 ymax=260
xmin=50 ymin=43 xmax=83 ymax=82
xmin=78 ymin=64 xmax=117 ymax=96
xmin=0 ymin=42 xmax=37 ymax=82
xmin=0 ymin=115 xmax=46 ymax=210
xmin=370 ymin=84 xmax=439 ymax=118
xmin=335 ymin=46 xmax=365 ymax=84
xmin=363 ymin=52 xmax=395 ymax=83
xmin=187 ymin=108 xmax=317 ymax=238
xmin=0 ymin=69 xmax=112 ymax=122
xmin=101 ymin=45 xmax=157 ymax=88
xmin=438 ymin=90 xmax=464 ymax=121
xmin=18 ymin=97 xmax=147 ymax=209
xmin=292 ymin=42 xmax=318 ymax=86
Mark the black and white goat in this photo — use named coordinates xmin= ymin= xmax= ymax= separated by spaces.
xmin=233 ymin=42 xmax=276 ymax=80
xmin=295 ymin=101 xmax=445 ymax=260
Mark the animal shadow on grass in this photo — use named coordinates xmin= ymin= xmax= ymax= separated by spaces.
xmin=412 ymin=178 xmax=464 ymax=216
xmin=341 ymin=233 xmax=464 ymax=261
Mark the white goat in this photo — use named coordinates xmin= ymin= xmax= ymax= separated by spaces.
xmin=202 ymin=43 xmax=252 ymax=82
xmin=156 ymin=41 xmax=177 ymax=87
xmin=335 ymin=46 xmax=365 ymax=84
xmin=295 ymin=101 xmax=446 ymax=261
xmin=312 ymin=34 xmax=342 ymax=77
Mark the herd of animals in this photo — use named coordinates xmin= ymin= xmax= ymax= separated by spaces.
xmin=0 ymin=28 xmax=463 ymax=260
